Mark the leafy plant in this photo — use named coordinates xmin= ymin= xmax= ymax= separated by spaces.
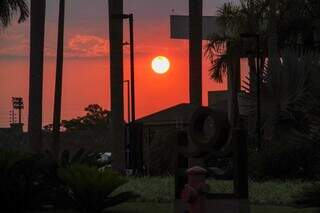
xmin=58 ymin=164 xmax=137 ymax=213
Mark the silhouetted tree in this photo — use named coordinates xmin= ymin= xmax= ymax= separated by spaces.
xmin=241 ymin=50 xmax=320 ymax=144
xmin=0 ymin=0 xmax=29 ymax=29
xmin=44 ymin=104 xmax=110 ymax=133
xmin=206 ymin=0 xmax=269 ymax=83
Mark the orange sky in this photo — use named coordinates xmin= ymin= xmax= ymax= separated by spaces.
xmin=0 ymin=0 xmax=236 ymax=129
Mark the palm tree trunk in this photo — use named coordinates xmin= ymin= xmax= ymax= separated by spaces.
xmin=189 ymin=0 xmax=202 ymax=106
xmin=230 ymin=44 xmax=241 ymax=127
xmin=108 ymin=0 xmax=125 ymax=171
xmin=28 ymin=0 xmax=46 ymax=152
xmin=52 ymin=0 xmax=65 ymax=159
xmin=268 ymin=0 xmax=278 ymax=58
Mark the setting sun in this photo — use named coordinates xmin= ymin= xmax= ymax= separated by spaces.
xmin=151 ymin=56 xmax=170 ymax=74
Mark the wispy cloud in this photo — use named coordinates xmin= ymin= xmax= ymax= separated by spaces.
xmin=65 ymin=34 xmax=108 ymax=58
xmin=0 ymin=33 xmax=28 ymax=58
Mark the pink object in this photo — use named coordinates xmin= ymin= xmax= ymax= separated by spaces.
xmin=181 ymin=166 xmax=209 ymax=213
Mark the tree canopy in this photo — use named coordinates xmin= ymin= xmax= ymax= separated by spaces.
xmin=44 ymin=104 xmax=110 ymax=132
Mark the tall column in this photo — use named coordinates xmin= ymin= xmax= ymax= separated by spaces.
xmin=28 ymin=0 xmax=46 ymax=152
xmin=189 ymin=0 xmax=203 ymax=106
xmin=108 ymin=0 xmax=125 ymax=171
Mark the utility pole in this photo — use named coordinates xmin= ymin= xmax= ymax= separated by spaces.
xmin=52 ymin=0 xmax=65 ymax=159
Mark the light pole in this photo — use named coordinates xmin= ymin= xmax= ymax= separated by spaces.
xmin=240 ymin=33 xmax=261 ymax=151
xmin=116 ymin=14 xmax=135 ymax=124
xmin=123 ymin=80 xmax=131 ymax=123
xmin=115 ymin=13 xmax=139 ymax=172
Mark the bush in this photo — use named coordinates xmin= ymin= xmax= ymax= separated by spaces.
xmin=0 ymin=150 xmax=56 ymax=212
xmin=58 ymin=164 xmax=137 ymax=213
xmin=249 ymin=139 xmax=320 ymax=180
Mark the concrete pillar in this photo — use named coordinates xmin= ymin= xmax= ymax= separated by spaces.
xmin=108 ymin=0 xmax=125 ymax=171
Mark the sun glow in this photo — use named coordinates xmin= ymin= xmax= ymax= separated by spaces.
xmin=151 ymin=56 xmax=170 ymax=74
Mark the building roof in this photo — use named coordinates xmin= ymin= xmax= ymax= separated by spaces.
xmin=136 ymin=103 xmax=198 ymax=126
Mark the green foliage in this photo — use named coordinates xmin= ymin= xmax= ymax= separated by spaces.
xmin=0 ymin=0 xmax=29 ymax=29
xmin=56 ymin=148 xmax=109 ymax=168
xmin=293 ymin=183 xmax=320 ymax=208
xmin=58 ymin=164 xmax=137 ymax=213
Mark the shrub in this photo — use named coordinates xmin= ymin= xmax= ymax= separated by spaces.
xmin=0 ymin=150 xmax=55 ymax=212
xmin=58 ymin=164 xmax=137 ymax=213
xmin=249 ymin=138 xmax=320 ymax=180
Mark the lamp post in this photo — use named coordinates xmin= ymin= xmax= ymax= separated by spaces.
xmin=123 ymin=80 xmax=131 ymax=123
xmin=115 ymin=13 xmax=139 ymax=172
xmin=123 ymin=80 xmax=130 ymax=170
xmin=118 ymin=14 xmax=135 ymax=124
xmin=240 ymin=33 xmax=261 ymax=151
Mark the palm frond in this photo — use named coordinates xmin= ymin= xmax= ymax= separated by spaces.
xmin=208 ymin=54 xmax=229 ymax=82
xmin=0 ymin=0 xmax=29 ymax=29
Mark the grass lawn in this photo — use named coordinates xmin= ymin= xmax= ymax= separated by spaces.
xmin=115 ymin=176 xmax=318 ymax=206
xmin=107 ymin=203 xmax=320 ymax=213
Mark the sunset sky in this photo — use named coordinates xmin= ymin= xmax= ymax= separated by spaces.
xmin=0 ymin=0 xmax=239 ymax=129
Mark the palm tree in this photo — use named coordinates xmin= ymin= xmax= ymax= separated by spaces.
xmin=206 ymin=0 xmax=320 ymax=84
xmin=240 ymin=50 xmax=320 ymax=145
xmin=52 ymin=0 xmax=65 ymax=159
xmin=205 ymin=0 xmax=269 ymax=84
xmin=0 ymin=0 xmax=29 ymax=29
xmin=28 ymin=0 xmax=46 ymax=152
